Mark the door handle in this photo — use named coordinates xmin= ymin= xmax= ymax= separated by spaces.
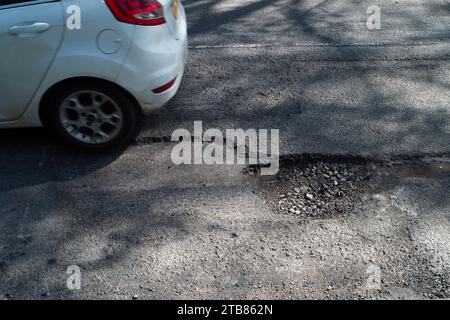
xmin=8 ymin=22 xmax=50 ymax=35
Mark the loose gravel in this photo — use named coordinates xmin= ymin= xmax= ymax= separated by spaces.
xmin=247 ymin=158 xmax=378 ymax=219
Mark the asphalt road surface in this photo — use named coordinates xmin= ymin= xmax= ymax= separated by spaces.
xmin=145 ymin=0 xmax=450 ymax=158
xmin=0 ymin=0 xmax=449 ymax=299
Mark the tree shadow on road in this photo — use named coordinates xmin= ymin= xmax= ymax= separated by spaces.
xmin=1 ymin=0 xmax=449 ymax=299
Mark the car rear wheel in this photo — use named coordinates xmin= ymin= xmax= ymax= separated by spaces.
xmin=45 ymin=81 xmax=141 ymax=150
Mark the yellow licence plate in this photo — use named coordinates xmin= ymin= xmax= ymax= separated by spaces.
xmin=171 ymin=0 xmax=180 ymax=20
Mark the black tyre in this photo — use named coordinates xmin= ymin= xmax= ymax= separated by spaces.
xmin=43 ymin=80 xmax=141 ymax=151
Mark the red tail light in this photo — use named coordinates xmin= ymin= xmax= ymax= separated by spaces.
xmin=105 ymin=0 xmax=166 ymax=26
xmin=152 ymin=77 xmax=177 ymax=94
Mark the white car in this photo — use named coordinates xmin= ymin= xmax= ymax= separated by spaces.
xmin=0 ymin=0 xmax=187 ymax=149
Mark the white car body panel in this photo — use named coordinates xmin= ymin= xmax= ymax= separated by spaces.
xmin=0 ymin=0 xmax=188 ymax=128
xmin=0 ymin=1 xmax=64 ymax=122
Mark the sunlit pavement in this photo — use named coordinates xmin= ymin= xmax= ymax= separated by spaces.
xmin=0 ymin=1 xmax=449 ymax=299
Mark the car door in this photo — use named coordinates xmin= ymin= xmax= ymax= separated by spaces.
xmin=0 ymin=0 xmax=64 ymax=121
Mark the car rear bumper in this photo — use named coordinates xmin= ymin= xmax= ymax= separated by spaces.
xmin=117 ymin=4 xmax=188 ymax=113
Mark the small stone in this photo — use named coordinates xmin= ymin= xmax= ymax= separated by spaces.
xmin=132 ymin=295 xmax=139 ymax=300
xmin=333 ymin=180 xmax=339 ymax=186
xmin=305 ymin=193 xmax=314 ymax=201
xmin=294 ymin=188 xmax=300 ymax=193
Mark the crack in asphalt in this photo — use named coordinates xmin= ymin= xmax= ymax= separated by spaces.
xmin=189 ymin=41 xmax=441 ymax=50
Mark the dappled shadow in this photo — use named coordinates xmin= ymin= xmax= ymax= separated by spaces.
xmin=144 ymin=0 xmax=450 ymax=157
xmin=0 ymin=175 xmax=260 ymax=298
xmin=1 ymin=0 xmax=449 ymax=298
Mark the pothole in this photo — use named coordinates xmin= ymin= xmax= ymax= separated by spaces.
xmin=246 ymin=155 xmax=450 ymax=220
xmin=246 ymin=157 xmax=378 ymax=219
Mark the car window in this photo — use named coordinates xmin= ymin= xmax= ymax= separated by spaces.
xmin=1 ymin=0 xmax=35 ymax=5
